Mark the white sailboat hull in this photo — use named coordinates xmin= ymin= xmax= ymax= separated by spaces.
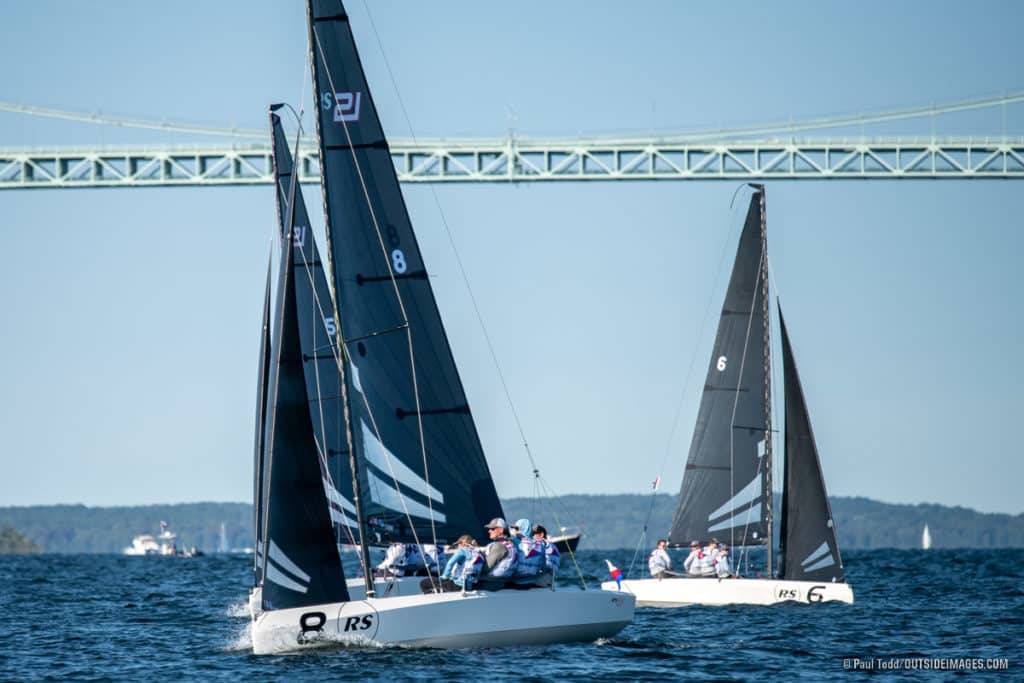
xmin=601 ymin=576 xmax=853 ymax=607
xmin=251 ymin=588 xmax=635 ymax=654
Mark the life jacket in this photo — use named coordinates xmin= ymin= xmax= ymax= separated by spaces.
xmin=714 ymin=553 xmax=732 ymax=577
xmin=486 ymin=538 xmax=519 ymax=578
xmin=544 ymin=540 xmax=561 ymax=573
xmin=699 ymin=547 xmax=716 ymax=576
xmin=515 ymin=538 xmax=546 ymax=577
xmin=648 ymin=548 xmax=671 ymax=575
xmin=459 ymin=550 xmax=486 ymax=589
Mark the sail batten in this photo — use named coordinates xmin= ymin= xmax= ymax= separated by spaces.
xmin=669 ymin=190 xmax=770 ymax=547
xmin=307 ymin=0 xmax=503 ymax=545
xmin=777 ymin=307 xmax=845 ymax=583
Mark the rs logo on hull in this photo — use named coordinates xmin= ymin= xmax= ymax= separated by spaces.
xmin=343 ymin=614 xmax=374 ymax=632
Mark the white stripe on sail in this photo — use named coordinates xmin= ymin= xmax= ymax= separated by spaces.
xmin=268 ymin=540 xmax=311 ymax=583
xmin=801 ymin=541 xmax=831 ymax=567
xmin=367 ymin=471 xmax=447 ymax=523
xmin=803 ymin=554 xmax=836 ymax=573
xmin=266 ymin=564 xmax=308 ymax=594
xmin=360 ymin=421 xmax=444 ymax=504
xmin=708 ymin=476 xmax=762 ymax=522
xmin=707 ymin=503 xmax=762 ymax=533
xmin=329 ymin=506 xmax=358 ymax=528
xmin=350 ymin=360 xmax=364 ymax=394
xmin=322 ymin=478 xmax=357 ymax=513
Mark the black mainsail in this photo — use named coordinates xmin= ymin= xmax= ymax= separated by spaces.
xmin=259 ymin=164 xmax=349 ymax=611
xmin=778 ymin=307 xmax=845 ymax=583
xmin=306 ymin=0 xmax=503 ymax=545
xmin=270 ymin=108 xmax=358 ymax=545
xmin=669 ymin=189 xmax=770 ymax=548
xmin=252 ymin=260 xmax=271 ymax=587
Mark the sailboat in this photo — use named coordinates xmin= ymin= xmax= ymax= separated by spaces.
xmin=602 ymin=185 xmax=853 ymax=606
xmin=922 ymin=524 xmax=932 ymax=550
xmin=249 ymin=0 xmax=634 ymax=654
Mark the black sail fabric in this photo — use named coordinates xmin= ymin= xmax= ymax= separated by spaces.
xmin=778 ymin=307 xmax=845 ymax=583
xmin=270 ymin=110 xmax=358 ymax=545
xmin=669 ymin=190 xmax=769 ymax=548
xmin=260 ymin=212 xmax=349 ymax=612
xmin=252 ymin=260 xmax=271 ymax=587
xmin=307 ymin=0 xmax=503 ymax=545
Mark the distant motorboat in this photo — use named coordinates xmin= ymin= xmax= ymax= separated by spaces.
xmin=123 ymin=521 xmax=200 ymax=557
xmin=922 ymin=524 xmax=932 ymax=550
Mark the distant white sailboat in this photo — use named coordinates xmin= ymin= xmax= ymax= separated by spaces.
xmin=922 ymin=524 xmax=932 ymax=550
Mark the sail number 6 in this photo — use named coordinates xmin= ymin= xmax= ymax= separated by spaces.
xmin=716 ymin=356 xmax=727 ymax=371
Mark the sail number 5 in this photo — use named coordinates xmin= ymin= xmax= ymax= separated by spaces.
xmin=716 ymin=356 xmax=727 ymax=371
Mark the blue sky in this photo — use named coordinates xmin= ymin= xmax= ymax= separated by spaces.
xmin=1 ymin=1 xmax=1022 ymax=514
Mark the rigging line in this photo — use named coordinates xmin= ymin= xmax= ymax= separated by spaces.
xmin=312 ymin=27 xmax=439 ymax=554
xmin=360 ymin=0 xmax=543 ymax=482
xmin=533 ymin=474 xmax=588 ymax=588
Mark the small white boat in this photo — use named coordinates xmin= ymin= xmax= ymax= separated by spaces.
xmin=922 ymin=524 xmax=932 ymax=550
xmin=123 ymin=521 xmax=198 ymax=556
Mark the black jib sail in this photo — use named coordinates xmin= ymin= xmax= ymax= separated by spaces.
xmin=669 ymin=189 xmax=770 ymax=548
xmin=253 ymin=259 xmax=271 ymax=587
xmin=259 ymin=161 xmax=349 ymax=612
xmin=306 ymin=0 xmax=503 ymax=545
xmin=777 ymin=307 xmax=845 ymax=583
xmin=270 ymin=108 xmax=358 ymax=546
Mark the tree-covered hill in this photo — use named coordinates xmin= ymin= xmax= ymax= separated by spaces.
xmin=1 ymin=495 xmax=1020 ymax=553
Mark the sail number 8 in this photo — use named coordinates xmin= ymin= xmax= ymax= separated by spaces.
xmin=391 ymin=249 xmax=407 ymax=274
xmin=717 ymin=356 xmax=727 ymax=371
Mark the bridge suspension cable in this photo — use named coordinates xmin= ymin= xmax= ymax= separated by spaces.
xmin=2 ymin=89 xmax=1022 ymax=144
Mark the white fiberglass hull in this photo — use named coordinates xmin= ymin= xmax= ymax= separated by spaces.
xmin=251 ymin=588 xmax=635 ymax=654
xmin=601 ymin=576 xmax=853 ymax=607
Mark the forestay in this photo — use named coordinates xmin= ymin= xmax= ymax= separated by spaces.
xmin=778 ymin=308 xmax=845 ymax=583
xmin=252 ymin=261 xmax=271 ymax=588
xmin=669 ymin=190 xmax=770 ymax=548
xmin=306 ymin=0 xmax=503 ymax=545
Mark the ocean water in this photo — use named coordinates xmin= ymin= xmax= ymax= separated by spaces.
xmin=1 ymin=549 xmax=1019 ymax=681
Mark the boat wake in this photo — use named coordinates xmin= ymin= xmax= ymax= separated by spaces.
xmin=223 ymin=622 xmax=253 ymax=652
xmin=224 ymin=600 xmax=249 ymax=618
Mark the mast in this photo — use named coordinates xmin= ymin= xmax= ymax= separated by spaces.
xmin=756 ymin=185 xmax=773 ymax=578
xmin=305 ymin=0 xmax=374 ymax=597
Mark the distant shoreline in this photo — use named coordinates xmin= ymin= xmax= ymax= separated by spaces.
xmin=1 ymin=494 xmax=1021 ymax=553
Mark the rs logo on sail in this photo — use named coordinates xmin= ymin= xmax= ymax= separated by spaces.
xmin=323 ymin=91 xmax=362 ymax=122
